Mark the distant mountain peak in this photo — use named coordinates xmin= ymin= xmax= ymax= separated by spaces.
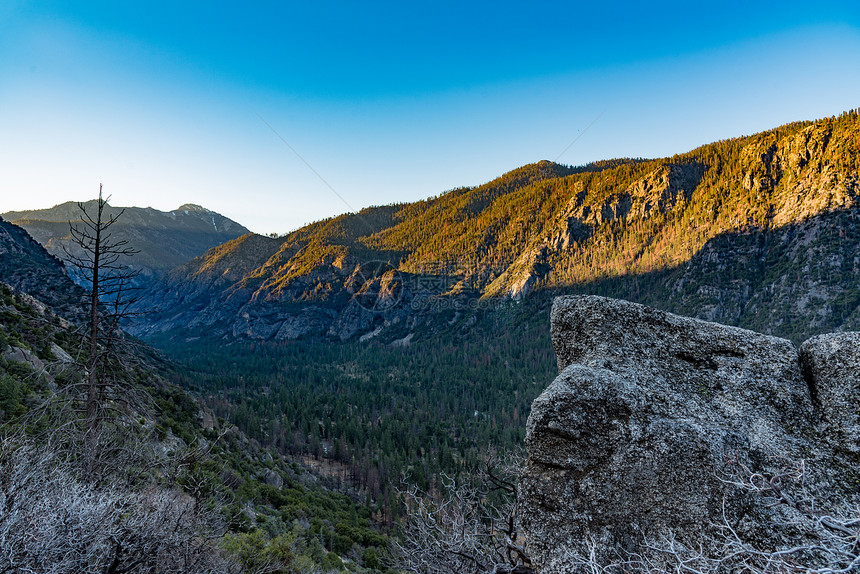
xmin=175 ymin=204 xmax=211 ymax=213
xmin=3 ymin=201 xmax=250 ymax=278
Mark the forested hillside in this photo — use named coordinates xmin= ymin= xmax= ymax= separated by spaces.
xmin=4 ymin=109 xmax=860 ymax=572
xmin=124 ymin=109 xmax=860 ymax=525
xmin=0 ymin=218 xmax=392 ymax=573
xmin=132 ymin=109 xmax=859 ymax=344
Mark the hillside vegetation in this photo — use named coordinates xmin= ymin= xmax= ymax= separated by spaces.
xmin=0 ymin=219 xmax=392 ymax=573
xmin=133 ymin=109 xmax=859 ymax=343
xmin=4 ymin=109 xmax=859 ymax=572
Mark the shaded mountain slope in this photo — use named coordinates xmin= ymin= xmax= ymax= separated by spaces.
xmin=133 ymin=109 xmax=860 ymax=343
xmin=552 ymin=208 xmax=860 ymax=343
xmin=2 ymin=201 xmax=249 ymax=286
xmin=0 ymin=216 xmax=86 ymax=317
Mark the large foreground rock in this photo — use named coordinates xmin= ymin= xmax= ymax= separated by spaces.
xmin=520 ymin=295 xmax=859 ymax=573
xmin=799 ymin=332 xmax=860 ymax=454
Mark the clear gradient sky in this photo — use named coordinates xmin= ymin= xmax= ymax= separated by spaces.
xmin=2 ymin=1 xmax=859 ymax=234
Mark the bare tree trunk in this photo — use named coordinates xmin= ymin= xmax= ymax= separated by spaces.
xmin=84 ymin=186 xmax=104 ymax=478
xmin=63 ymin=184 xmax=140 ymax=481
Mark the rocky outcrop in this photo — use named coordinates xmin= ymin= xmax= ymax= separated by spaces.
xmin=579 ymin=163 xmax=706 ymax=226
xmin=520 ymin=295 xmax=859 ymax=573
xmin=2 ymin=346 xmax=46 ymax=374
xmin=490 ymin=163 xmax=706 ymax=301
xmin=799 ymin=332 xmax=860 ymax=454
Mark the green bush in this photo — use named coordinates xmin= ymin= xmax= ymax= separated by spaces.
xmin=0 ymin=374 xmax=30 ymax=422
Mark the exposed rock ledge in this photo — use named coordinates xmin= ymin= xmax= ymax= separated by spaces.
xmin=520 ymin=295 xmax=859 ymax=573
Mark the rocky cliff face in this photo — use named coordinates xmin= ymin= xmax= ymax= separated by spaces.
xmin=520 ymin=295 xmax=859 ymax=573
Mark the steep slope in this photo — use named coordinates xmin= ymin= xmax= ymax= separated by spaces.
xmin=2 ymin=201 xmax=249 ymax=286
xmin=130 ymin=160 xmax=634 ymax=339
xmin=0 ymin=216 xmax=86 ymax=318
xmin=510 ymin=116 xmax=858 ymax=298
xmin=133 ymin=109 xmax=860 ymax=343
xmin=0 ymin=219 xmax=392 ymax=573
xmin=135 ymin=232 xmax=285 ymax=335
xmin=656 ymin=211 xmax=860 ymax=340
xmin=535 ymin=209 xmax=860 ymax=344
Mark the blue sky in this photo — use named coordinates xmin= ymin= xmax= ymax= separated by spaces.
xmin=1 ymin=1 xmax=859 ymax=234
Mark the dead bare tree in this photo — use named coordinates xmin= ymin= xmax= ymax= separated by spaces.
xmin=558 ymin=454 xmax=860 ymax=574
xmin=61 ymin=185 xmax=145 ymax=480
xmin=0 ymin=189 xmax=250 ymax=572
xmin=0 ymin=436 xmax=241 ymax=574
xmin=393 ymin=450 xmax=534 ymax=574
xmin=395 ymin=447 xmax=859 ymax=574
